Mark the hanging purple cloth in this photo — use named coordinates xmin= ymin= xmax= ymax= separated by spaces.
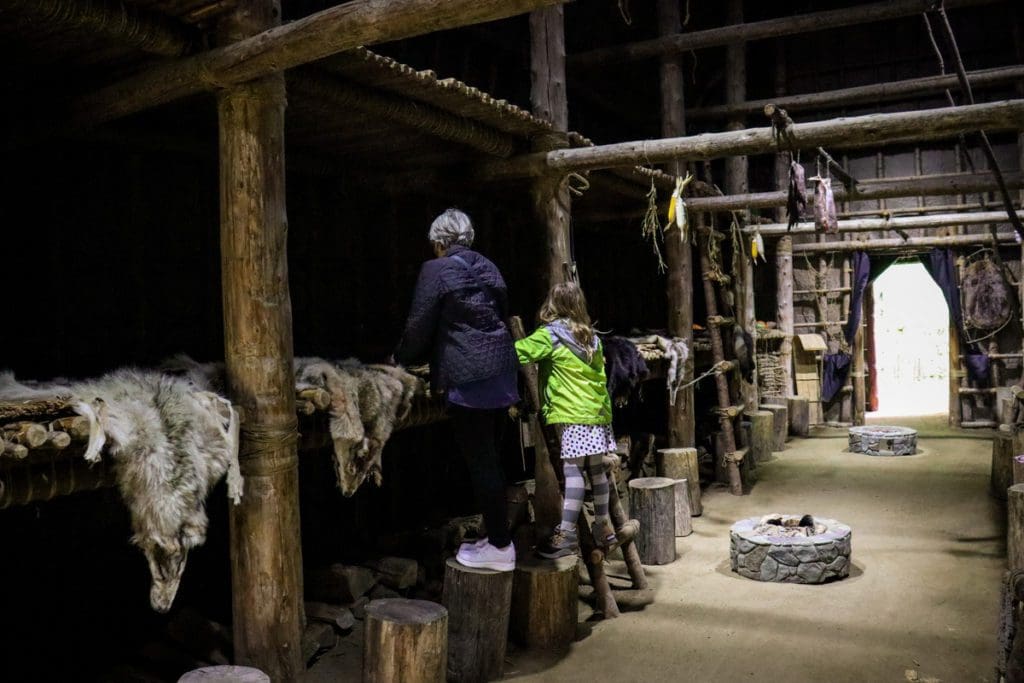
xmin=919 ymin=248 xmax=989 ymax=384
xmin=822 ymin=252 xmax=870 ymax=403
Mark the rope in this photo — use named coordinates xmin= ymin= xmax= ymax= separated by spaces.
xmin=676 ymin=360 xmax=733 ymax=392
xmin=238 ymin=421 xmax=299 ymax=476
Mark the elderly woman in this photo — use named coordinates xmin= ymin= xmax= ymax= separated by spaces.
xmin=394 ymin=208 xmax=519 ymax=571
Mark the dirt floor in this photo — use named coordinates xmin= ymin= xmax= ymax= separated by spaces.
xmin=306 ymin=415 xmax=1004 ymax=683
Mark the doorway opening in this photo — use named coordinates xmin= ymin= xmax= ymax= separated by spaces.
xmin=871 ymin=261 xmax=949 ymax=417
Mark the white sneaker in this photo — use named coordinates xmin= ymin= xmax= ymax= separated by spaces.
xmin=456 ymin=540 xmax=516 ymax=572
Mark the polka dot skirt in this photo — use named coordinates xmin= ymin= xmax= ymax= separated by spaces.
xmin=559 ymin=424 xmax=616 ymax=460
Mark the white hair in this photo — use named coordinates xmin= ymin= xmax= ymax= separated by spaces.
xmin=428 ymin=208 xmax=475 ymax=248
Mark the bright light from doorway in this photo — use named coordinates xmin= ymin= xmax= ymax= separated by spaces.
xmin=872 ymin=261 xmax=949 ymax=417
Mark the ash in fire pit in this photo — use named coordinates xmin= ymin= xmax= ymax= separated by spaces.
xmin=731 ymin=514 xmax=851 ymax=584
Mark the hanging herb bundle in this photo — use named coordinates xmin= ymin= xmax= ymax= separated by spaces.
xmin=641 ymin=178 xmax=667 ymax=272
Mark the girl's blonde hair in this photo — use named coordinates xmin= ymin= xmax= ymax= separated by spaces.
xmin=538 ymin=282 xmax=595 ymax=359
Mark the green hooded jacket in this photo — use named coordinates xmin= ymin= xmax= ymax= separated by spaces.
xmin=514 ymin=322 xmax=612 ymax=426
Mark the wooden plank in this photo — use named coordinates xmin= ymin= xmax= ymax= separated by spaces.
xmin=754 ymin=210 xmax=1023 ymax=235
xmin=792 ymin=232 xmax=1018 ymax=254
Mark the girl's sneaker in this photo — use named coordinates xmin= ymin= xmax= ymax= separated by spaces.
xmin=536 ymin=527 xmax=579 ymax=559
xmin=591 ymin=520 xmax=620 ymax=552
xmin=456 ymin=540 xmax=516 ymax=571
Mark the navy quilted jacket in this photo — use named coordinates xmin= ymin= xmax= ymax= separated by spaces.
xmin=395 ymin=246 xmax=518 ymax=392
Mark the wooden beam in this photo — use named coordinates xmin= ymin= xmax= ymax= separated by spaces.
xmin=530 ymin=5 xmax=573 ymax=287
xmin=687 ymin=65 xmax=1024 ymax=121
xmin=478 ymin=100 xmax=1024 ymax=180
xmin=754 ymin=210 xmax=1023 ymax=235
xmin=68 ymin=0 xmax=565 ymax=128
xmin=1 ymin=0 xmax=194 ymax=57
xmin=773 ymin=47 xmax=794 ymax=401
xmin=657 ymin=0 xmax=695 ymax=449
xmin=792 ymin=232 xmax=1017 ymax=253
xmin=687 ymin=170 xmax=1024 ymax=212
xmin=568 ymin=0 xmax=995 ymax=69
xmin=217 ymin=3 xmax=303 ymax=680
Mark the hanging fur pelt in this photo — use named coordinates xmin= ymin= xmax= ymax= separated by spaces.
xmin=294 ymin=358 xmax=421 ymax=496
xmin=655 ymin=336 xmax=690 ymax=406
xmin=0 ymin=370 xmax=240 ymax=613
xmin=601 ymin=335 xmax=650 ymax=408
xmin=812 ymin=177 xmax=838 ymax=234
xmin=786 ymin=159 xmax=807 ymax=231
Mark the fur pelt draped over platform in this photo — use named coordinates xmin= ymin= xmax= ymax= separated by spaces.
xmin=0 ymin=370 xmax=240 ymax=613
xmin=601 ymin=335 xmax=650 ymax=407
xmin=293 ymin=358 xmax=421 ymax=497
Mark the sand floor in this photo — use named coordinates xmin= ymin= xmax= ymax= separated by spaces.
xmin=308 ymin=415 xmax=1004 ymax=683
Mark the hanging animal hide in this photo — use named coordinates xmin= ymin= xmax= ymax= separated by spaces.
xmin=786 ymin=160 xmax=807 ymax=231
xmin=600 ymin=336 xmax=650 ymax=407
xmin=656 ymin=336 xmax=690 ymax=406
xmin=0 ymin=370 xmax=240 ymax=613
xmin=812 ymin=177 xmax=838 ymax=234
xmin=293 ymin=357 xmax=421 ymax=496
xmin=962 ymin=257 xmax=1013 ymax=331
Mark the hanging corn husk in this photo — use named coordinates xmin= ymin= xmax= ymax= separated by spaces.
xmin=812 ymin=176 xmax=838 ymax=233
xmin=751 ymin=231 xmax=766 ymax=263
xmin=786 ymin=158 xmax=807 ymax=230
xmin=667 ymin=173 xmax=694 ymax=243
xmin=642 ymin=178 xmax=667 ymax=271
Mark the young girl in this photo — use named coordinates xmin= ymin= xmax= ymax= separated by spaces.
xmin=515 ymin=282 xmax=618 ymax=558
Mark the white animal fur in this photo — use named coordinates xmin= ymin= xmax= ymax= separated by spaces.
xmin=0 ymin=369 xmax=241 ymax=613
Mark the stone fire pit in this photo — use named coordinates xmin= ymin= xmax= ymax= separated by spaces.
xmin=848 ymin=425 xmax=917 ymax=456
xmin=730 ymin=514 xmax=851 ymax=584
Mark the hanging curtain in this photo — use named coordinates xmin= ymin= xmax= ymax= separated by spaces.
xmin=919 ymin=248 xmax=990 ymax=384
xmin=821 ymin=251 xmax=870 ymax=402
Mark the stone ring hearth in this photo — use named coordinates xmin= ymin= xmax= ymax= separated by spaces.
xmin=730 ymin=515 xmax=852 ymax=584
xmin=848 ymin=425 xmax=918 ymax=456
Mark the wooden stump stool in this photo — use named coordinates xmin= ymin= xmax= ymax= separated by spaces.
xmin=993 ymin=432 xmax=1014 ymax=500
xmin=1010 ymin=484 xmax=1024 ymax=571
xmin=761 ymin=404 xmax=789 ymax=451
xmin=179 ymin=667 xmax=269 ymax=682
xmin=671 ymin=479 xmax=693 ymax=537
xmin=510 ymin=555 xmax=577 ymax=651
xmin=788 ymin=397 xmax=810 ymax=436
xmin=655 ymin=447 xmax=702 ymax=516
xmin=442 ymin=558 xmax=513 ymax=683
xmin=747 ymin=409 xmax=773 ymax=464
xmin=364 ymin=599 xmax=447 ymax=683
xmin=628 ymin=477 xmax=676 ymax=565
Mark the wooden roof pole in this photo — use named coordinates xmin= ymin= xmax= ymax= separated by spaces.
xmin=478 ymin=100 xmax=1024 ymax=180
xmin=687 ymin=170 xmax=1024 ymax=212
xmin=0 ymin=0 xmax=193 ymax=57
xmin=657 ymin=0 xmax=696 ymax=450
xmin=791 ymin=232 xmax=1018 ymax=253
xmin=69 ymin=0 xmax=567 ymax=128
xmin=773 ymin=42 xmax=795 ymax=401
xmin=217 ymin=2 xmax=303 ymax=680
xmin=569 ymin=0 xmax=995 ymax=69
xmin=688 ymin=65 xmax=1024 ymax=121
xmin=752 ymin=210 xmax=1024 ymax=235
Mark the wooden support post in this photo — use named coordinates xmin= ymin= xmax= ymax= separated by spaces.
xmin=530 ymin=6 xmax=573 ymax=287
xmin=852 ymin=312 xmax=866 ymax=426
xmin=725 ymin=0 xmax=757 ymax=413
xmin=577 ymin=521 xmax=620 ymax=619
xmin=949 ymin=318 xmax=963 ymax=428
xmin=994 ymin=432 xmax=1014 ymax=500
xmin=698 ymin=224 xmax=744 ymax=495
xmin=363 ymin=599 xmax=448 ymax=683
xmin=655 ymin=447 xmax=702 ymax=516
xmin=658 ymin=0 xmax=696 ymax=449
xmin=628 ymin=477 xmax=677 ymax=565
xmin=442 ymin=558 xmax=513 ymax=683
xmin=747 ymin=410 xmax=774 ymax=463
xmin=1010 ymin=484 xmax=1024 ymax=571
xmin=510 ymin=556 xmax=578 ymax=651
xmin=217 ymin=4 xmax=303 ymax=680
